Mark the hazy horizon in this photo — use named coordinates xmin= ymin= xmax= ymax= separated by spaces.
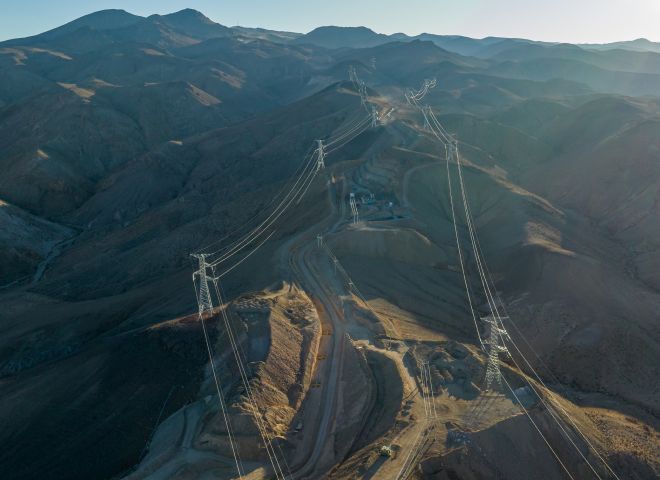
xmin=1 ymin=0 xmax=660 ymax=44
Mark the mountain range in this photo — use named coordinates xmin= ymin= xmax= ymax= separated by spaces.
xmin=0 ymin=8 xmax=658 ymax=480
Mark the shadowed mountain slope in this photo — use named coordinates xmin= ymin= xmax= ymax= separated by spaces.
xmin=0 ymin=82 xmax=369 ymax=479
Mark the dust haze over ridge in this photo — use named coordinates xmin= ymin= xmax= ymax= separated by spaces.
xmin=0 ymin=5 xmax=658 ymax=480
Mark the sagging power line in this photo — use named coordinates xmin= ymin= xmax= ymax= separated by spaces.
xmin=408 ymin=85 xmax=620 ymax=479
xmin=189 ymin=67 xmax=378 ymax=479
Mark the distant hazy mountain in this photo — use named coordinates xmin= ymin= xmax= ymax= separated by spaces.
xmin=293 ymin=25 xmax=391 ymax=49
xmin=231 ymin=25 xmax=302 ymax=43
xmin=0 ymin=8 xmax=231 ymax=51
xmin=20 ymin=9 xmax=142 ymax=40
xmin=148 ymin=8 xmax=232 ymax=40
xmin=581 ymin=37 xmax=660 ymax=53
xmin=292 ymin=25 xmax=660 ymax=57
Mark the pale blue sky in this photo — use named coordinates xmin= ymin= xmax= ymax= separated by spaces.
xmin=1 ymin=0 xmax=659 ymax=43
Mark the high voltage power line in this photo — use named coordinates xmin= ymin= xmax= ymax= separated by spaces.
xmin=407 ymin=79 xmax=619 ymax=479
xmin=185 ymin=69 xmax=619 ymax=480
xmin=189 ymin=68 xmax=378 ymax=479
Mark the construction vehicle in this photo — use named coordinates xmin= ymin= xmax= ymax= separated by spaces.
xmin=379 ymin=445 xmax=393 ymax=458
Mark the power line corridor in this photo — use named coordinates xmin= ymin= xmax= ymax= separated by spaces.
xmin=180 ymin=70 xmax=621 ymax=480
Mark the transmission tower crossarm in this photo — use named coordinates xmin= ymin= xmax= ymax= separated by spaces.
xmin=316 ymin=139 xmax=325 ymax=171
xmin=371 ymin=105 xmax=379 ymax=128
